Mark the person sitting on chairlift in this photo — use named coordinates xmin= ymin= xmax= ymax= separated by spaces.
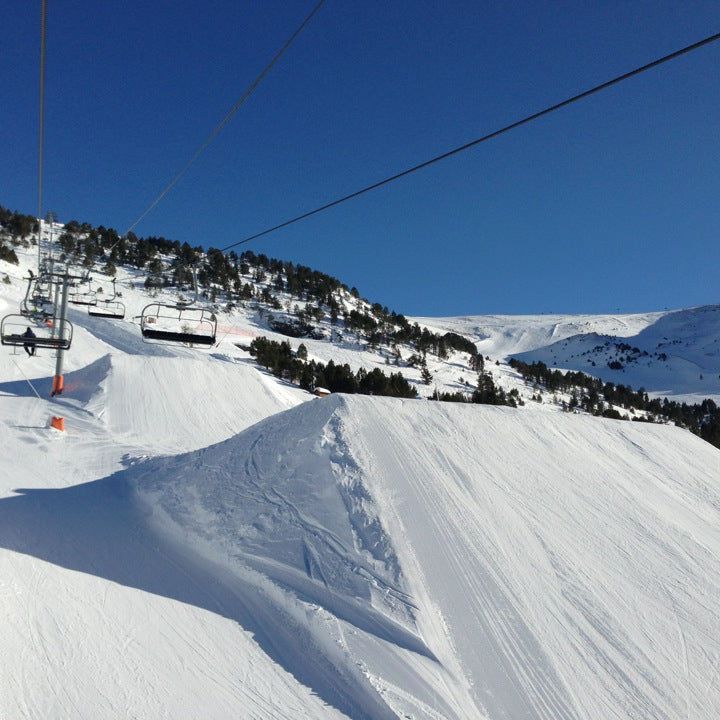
xmin=23 ymin=327 xmax=37 ymax=357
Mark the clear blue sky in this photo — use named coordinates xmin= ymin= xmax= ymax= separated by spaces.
xmin=2 ymin=1 xmax=719 ymax=316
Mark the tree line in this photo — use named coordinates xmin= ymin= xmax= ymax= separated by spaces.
xmin=249 ymin=337 xmax=418 ymax=398
xmin=510 ymin=359 xmax=720 ymax=450
xmin=14 ymin=206 xmax=484 ymax=364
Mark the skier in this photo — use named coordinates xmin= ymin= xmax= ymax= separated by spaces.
xmin=22 ymin=327 xmax=37 ymax=357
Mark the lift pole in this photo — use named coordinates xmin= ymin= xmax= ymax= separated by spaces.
xmin=50 ymin=280 xmax=61 ymax=338
xmin=51 ymin=272 xmax=69 ymax=397
xmin=37 ymin=218 xmax=43 ymax=276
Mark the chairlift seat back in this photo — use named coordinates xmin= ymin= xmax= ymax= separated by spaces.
xmin=140 ymin=303 xmax=217 ymax=348
xmin=1 ymin=314 xmax=73 ymax=350
xmin=88 ymin=301 xmax=126 ymax=320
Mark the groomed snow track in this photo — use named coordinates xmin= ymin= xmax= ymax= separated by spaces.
xmin=2 ymin=390 xmax=718 ymax=719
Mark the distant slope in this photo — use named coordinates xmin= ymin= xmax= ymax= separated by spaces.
xmin=415 ymin=307 xmax=720 ymax=401
xmin=513 ymin=305 xmax=720 ymax=402
xmin=412 ymin=311 xmax=663 ymax=358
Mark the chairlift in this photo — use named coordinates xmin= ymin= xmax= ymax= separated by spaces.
xmin=88 ymin=301 xmax=125 ymax=319
xmin=68 ymin=282 xmax=97 ymax=306
xmin=1 ymin=314 xmax=73 ymax=351
xmin=32 ymin=291 xmax=53 ymax=305
xmin=31 ymin=278 xmax=53 ymax=305
xmin=139 ymin=267 xmax=216 ymax=347
xmin=19 ymin=272 xmax=53 ymax=319
xmin=88 ymin=279 xmax=125 ymax=319
xmin=140 ymin=306 xmax=217 ymax=346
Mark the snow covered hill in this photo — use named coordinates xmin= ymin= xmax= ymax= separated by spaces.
xmin=1 ymin=230 xmax=719 ymax=718
xmin=415 ymin=307 xmax=720 ymax=402
xmin=1 ymin=391 xmax=718 ymax=718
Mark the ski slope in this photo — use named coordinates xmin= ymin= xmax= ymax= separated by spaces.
xmin=1 ymin=245 xmax=719 ymax=718
xmin=415 ymin=308 xmax=720 ymax=402
xmin=412 ymin=311 xmax=664 ymax=359
xmin=2 ymin=380 xmax=719 ymax=717
xmin=0 ymin=330 xmax=327 ymax=718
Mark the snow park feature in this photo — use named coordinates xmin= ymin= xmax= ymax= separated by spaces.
xmin=1 ymin=229 xmax=719 ymax=719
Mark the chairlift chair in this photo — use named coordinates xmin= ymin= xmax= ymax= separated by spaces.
xmin=68 ymin=286 xmax=97 ymax=306
xmin=140 ymin=305 xmax=217 ymax=346
xmin=21 ymin=297 xmax=54 ymax=320
xmin=20 ymin=273 xmax=53 ymax=319
xmin=22 ymin=305 xmax=54 ymax=321
xmin=1 ymin=314 xmax=73 ymax=351
xmin=32 ymin=280 xmax=53 ymax=305
xmin=33 ymin=274 xmax=53 ymax=303
xmin=88 ymin=301 xmax=125 ymax=319
xmin=139 ymin=267 xmax=217 ymax=347
xmin=88 ymin=279 xmax=125 ymax=319
xmin=32 ymin=292 xmax=53 ymax=305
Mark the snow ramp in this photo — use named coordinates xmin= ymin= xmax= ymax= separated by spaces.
xmin=78 ymin=353 xmax=305 ymax=452
xmin=128 ymin=394 xmax=720 ymax=719
xmin=90 ymin=354 xmax=305 ymax=452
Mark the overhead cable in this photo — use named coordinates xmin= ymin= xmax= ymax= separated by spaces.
xmin=37 ymin=0 xmax=47 ymax=221
xmin=124 ymin=0 xmax=327 ymax=235
xmin=218 ymin=30 xmax=720 ymax=253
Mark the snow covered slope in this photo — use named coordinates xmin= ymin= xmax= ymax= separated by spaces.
xmin=3 ymin=389 xmax=717 ymax=718
xmin=132 ymin=395 xmax=720 ymax=719
xmin=2 ymin=236 xmax=719 ymax=718
xmin=415 ymin=307 xmax=720 ymax=401
xmin=0 ymin=347 xmax=324 ymax=718
xmin=413 ymin=311 xmax=664 ymax=358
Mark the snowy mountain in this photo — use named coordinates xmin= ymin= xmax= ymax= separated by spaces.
xmin=415 ymin=308 xmax=720 ymax=403
xmin=1 ymin=223 xmax=719 ymax=719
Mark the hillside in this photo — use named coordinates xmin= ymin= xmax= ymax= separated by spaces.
xmin=1 ymin=389 xmax=718 ymax=718
xmin=1 ymin=214 xmax=719 ymax=718
xmin=135 ymin=394 xmax=720 ymax=719
xmin=415 ymin=309 xmax=720 ymax=403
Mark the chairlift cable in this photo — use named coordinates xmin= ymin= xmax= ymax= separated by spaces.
xmin=217 ymin=30 xmax=720 ymax=253
xmin=37 ymin=0 xmax=47 ymax=225
xmin=124 ymin=0 xmax=326 ymax=236
xmin=11 ymin=359 xmax=43 ymax=400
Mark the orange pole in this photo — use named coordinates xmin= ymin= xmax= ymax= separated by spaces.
xmin=50 ymin=416 xmax=64 ymax=432
xmin=51 ymin=374 xmax=64 ymax=396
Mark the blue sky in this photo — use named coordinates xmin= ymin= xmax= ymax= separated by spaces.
xmin=2 ymin=1 xmax=719 ymax=316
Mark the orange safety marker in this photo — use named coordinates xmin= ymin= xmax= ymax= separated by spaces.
xmin=51 ymin=374 xmax=64 ymax=396
xmin=50 ymin=416 xmax=65 ymax=432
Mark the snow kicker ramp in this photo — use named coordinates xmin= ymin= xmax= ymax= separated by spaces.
xmin=85 ymin=353 xmax=304 ymax=453
xmin=2 ymin=395 xmax=719 ymax=719
xmin=137 ymin=395 xmax=720 ymax=719
xmin=16 ymin=351 xmax=303 ymax=453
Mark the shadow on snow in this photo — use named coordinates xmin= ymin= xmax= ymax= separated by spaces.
xmin=0 ymin=467 xmax=398 ymax=720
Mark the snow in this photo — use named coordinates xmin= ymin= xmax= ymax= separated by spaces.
xmin=1 ymin=240 xmax=719 ymax=718
xmin=414 ymin=308 xmax=720 ymax=402
xmin=412 ymin=311 xmax=664 ymax=358
xmin=130 ymin=395 xmax=720 ymax=719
